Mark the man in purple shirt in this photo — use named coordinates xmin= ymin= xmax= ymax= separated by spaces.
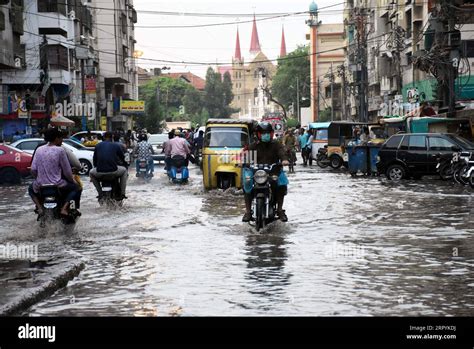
xmin=29 ymin=128 xmax=82 ymax=217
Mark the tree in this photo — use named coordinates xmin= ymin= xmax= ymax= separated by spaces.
xmin=138 ymin=76 xmax=204 ymax=131
xmin=271 ymin=46 xmax=310 ymax=111
xmin=183 ymin=87 xmax=203 ymax=117
xmin=204 ymin=67 xmax=235 ymax=118
xmin=222 ymin=71 xmax=233 ymax=106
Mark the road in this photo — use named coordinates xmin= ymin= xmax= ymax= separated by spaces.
xmin=0 ymin=161 xmax=473 ymax=316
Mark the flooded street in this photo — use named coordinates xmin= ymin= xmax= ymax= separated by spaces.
xmin=0 ymin=162 xmax=473 ymax=316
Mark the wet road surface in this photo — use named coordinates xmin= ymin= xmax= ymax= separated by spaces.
xmin=0 ymin=162 xmax=473 ymax=316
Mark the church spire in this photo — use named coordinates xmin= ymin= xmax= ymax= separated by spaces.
xmin=249 ymin=15 xmax=261 ymax=54
xmin=234 ymin=28 xmax=242 ymax=61
xmin=280 ymin=25 xmax=287 ymax=57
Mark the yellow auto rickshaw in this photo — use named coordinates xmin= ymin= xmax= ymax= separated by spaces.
xmin=202 ymin=119 xmax=257 ymax=190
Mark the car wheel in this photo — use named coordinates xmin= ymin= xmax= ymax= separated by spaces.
xmin=79 ymin=160 xmax=92 ymax=175
xmin=386 ymin=164 xmax=405 ymax=181
xmin=329 ymin=155 xmax=343 ymax=169
xmin=0 ymin=167 xmax=21 ymax=184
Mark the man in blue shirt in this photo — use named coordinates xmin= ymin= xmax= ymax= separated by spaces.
xmin=89 ymin=132 xmax=128 ymax=199
xmin=298 ymin=128 xmax=310 ymax=166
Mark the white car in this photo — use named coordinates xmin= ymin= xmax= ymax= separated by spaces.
xmin=10 ymin=138 xmax=94 ymax=175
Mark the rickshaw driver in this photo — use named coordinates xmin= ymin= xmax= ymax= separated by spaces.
xmin=242 ymin=122 xmax=290 ymax=223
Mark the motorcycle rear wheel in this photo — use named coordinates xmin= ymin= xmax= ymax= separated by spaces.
xmin=454 ymin=165 xmax=469 ymax=185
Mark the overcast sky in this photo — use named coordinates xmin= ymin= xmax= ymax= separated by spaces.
xmin=133 ymin=0 xmax=344 ymax=78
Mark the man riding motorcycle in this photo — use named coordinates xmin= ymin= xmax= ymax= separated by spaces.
xmin=89 ymin=131 xmax=128 ymax=200
xmin=242 ymin=122 xmax=290 ymax=222
xmin=29 ymin=128 xmax=82 ymax=218
xmin=165 ymin=129 xmax=191 ymax=167
xmin=133 ymin=132 xmax=155 ymax=176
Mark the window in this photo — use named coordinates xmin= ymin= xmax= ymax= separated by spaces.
xmin=408 ymin=135 xmax=427 ymax=150
xmin=47 ymin=45 xmax=68 ymax=70
xmin=37 ymin=0 xmax=66 ymax=16
xmin=122 ymin=46 xmax=128 ymax=68
xmin=315 ymin=129 xmax=328 ymax=141
xmin=428 ymin=137 xmax=455 ymax=151
xmin=121 ymin=13 xmax=127 ymax=34
xmin=204 ymin=127 xmax=248 ymax=148
xmin=0 ymin=11 xmax=5 ymax=31
xmin=253 ymin=88 xmax=258 ymax=99
xmin=383 ymin=135 xmax=403 ymax=150
xmin=18 ymin=141 xmax=41 ymax=151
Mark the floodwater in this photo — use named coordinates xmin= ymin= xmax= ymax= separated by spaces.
xmin=0 ymin=162 xmax=473 ymax=316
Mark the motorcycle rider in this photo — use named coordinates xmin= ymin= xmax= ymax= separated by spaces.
xmin=133 ymin=132 xmax=155 ymax=176
xmin=242 ymin=122 xmax=290 ymax=223
xmin=89 ymin=131 xmax=128 ymax=200
xmin=166 ymin=129 xmax=191 ymax=167
xmin=29 ymin=128 xmax=82 ymax=218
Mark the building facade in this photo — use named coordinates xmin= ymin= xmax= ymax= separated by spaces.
xmin=93 ymin=0 xmax=138 ymax=131
xmin=223 ymin=18 xmax=282 ymax=120
xmin=0 ymin=0 xmax=99 ymax=138
xmin=345 ymin=0 xmax=474 ymax=121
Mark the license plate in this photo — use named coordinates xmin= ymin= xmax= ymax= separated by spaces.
xmin=176 ymin=173 xmax=182 ymax=179
xmin=343 ymin=153 xmax=349 ymax=162
xmin=44 ymin=203 xmax=57 ymax=209
xmin=140 ymin=168 xmax=146 ymax=172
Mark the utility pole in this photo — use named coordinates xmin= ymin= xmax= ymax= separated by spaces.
xmin=296 ymin=76 xmax=300 ymax=123
xmin=330 ymin=63 xmax=334 ymax=121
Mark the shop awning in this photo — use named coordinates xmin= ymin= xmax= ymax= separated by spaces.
xmin=50 ymin=115 xmax=75 ymax=127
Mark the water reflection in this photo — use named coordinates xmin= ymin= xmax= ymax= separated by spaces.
xmin=244 ymin=229 xmax=292 ymax=307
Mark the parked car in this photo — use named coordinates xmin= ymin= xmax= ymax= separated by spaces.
xmin=10 ymin=138 xmax=94 ymax=175
xmin=0 ymin=145 xmax=32 ymax=184
xmin=71 ymin=130 xmax=104 ymax=147
xmin=377 ymin=133 xmax=474 ymax=180
xmin=148 ymin=134 xmax=168 ymax=162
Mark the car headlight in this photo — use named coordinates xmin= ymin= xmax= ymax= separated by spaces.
xmin=254 ymin=170 xmax=268 ymax=184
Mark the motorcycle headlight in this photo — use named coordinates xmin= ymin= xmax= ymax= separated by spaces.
xmin=254 ymin=170 xmax=268 ymax=184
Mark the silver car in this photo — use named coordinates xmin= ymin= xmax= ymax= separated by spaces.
xmin=148 ymin=134 xmax=168 ymax=161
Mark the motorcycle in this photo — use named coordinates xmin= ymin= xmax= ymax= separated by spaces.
xmin=316 ymin=147 xmax=330 ymax=168
xmin=243 ymin=163 xmax=283 ymax=232
xmin=436 ymin=152 xmax=456 ymax=180
xmin=136 ymin=158 xmax=153 ymax=181
xmin=36 ymin=185 xmax=80 ymax=227
xmin=98 ymin=177 xmax=125 ymax=207
xmin=167 ymin=155 xmax=189 ymax=184
xmin=453 ymin=151 xmax=474 ymax=187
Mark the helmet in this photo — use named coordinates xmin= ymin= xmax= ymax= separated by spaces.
xmin=256 ymin=122 xmax=274 ymax=140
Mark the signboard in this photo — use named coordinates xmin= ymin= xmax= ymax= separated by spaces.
xmin=120 ymin=100 xmax=145 ymax=114
xmin=100 ymin=117 xmax=107 ymax=131
xmin=85 ymin=77 xmax=96 ymax=94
